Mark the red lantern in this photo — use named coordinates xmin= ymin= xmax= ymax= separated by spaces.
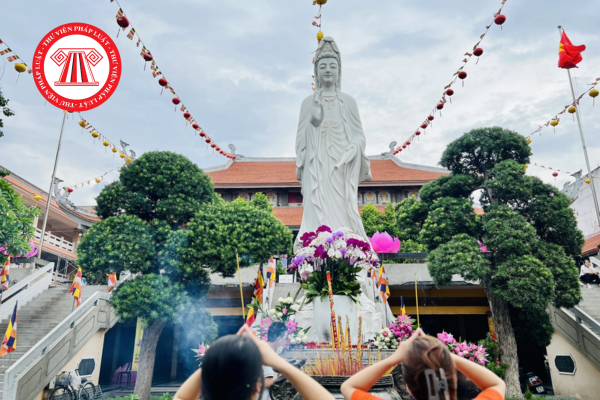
xmin=142 ymin=52 xmax=153 ymax=62
xmin=199 ymin=131 xmax=206 ymax=137
xmin=67 ymin=188 xmax=74 ymax=193
xmin=205 ymin=138 xmax=211 ymax=144
xmin=233 ymin=156 xmax=237 ymax=160
xmin=215 ymin=146 xmax=221 ymax=151
xmin=415 ymin=131 xmax=421 ymax=136
xmin=192 ymin=123 xmax=200 ymax=130
xmin=397 ymin=148 xmax=402 ymax=152
xmin=420 ymin=123 xmax=428 ymax=129
xmin=183 ymin=112 xmax=191 ymax=119
xmin=406 ymin=141 xmax=411 ymax=146
xmin=473 ymin=48 xmax=484 ymax=57
xmin=445 ymin=89 xmax=454 ymax=96
xmin=428 ymin=115 xmax=434 ymax=121
xmin=211 ymin=143 xmax=216 ymax=148
xmin=552 ymin=172 xmax=558 ymax=178
xmin=494 ymin=14 xmax=506 ymax=26
xmin=402 ymin=144 xmax=407 ymax=149
xmin=158 ymin=78 xmax=168 ymax=87
xmin=117 ymin=16 xmax=130 ymax=29
xmin=220 ymin=150 xmax=224 ymax=155
xmin=458 ymin=71 xmax=467 ymax=80
xmin=436 ymin=103 xmax=444 ymax=110
xmin=172 ymin=97 xmax=181 ymax=105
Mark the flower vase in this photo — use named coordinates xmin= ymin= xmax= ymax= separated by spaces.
xmin=312 ymin=295 xmax=359 ymax=344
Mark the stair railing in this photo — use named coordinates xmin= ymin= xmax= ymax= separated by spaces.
xmin=0 ymin=263 xmax=54 ymax=322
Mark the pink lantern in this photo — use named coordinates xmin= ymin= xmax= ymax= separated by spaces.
xmin=369 ymin=231 xmax=401 ymax=253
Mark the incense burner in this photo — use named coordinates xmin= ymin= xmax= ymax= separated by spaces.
xmin=269 ymin=374 xmax=403 ymax=400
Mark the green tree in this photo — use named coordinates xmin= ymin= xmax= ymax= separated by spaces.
xmin=0 ymin=89 xmax=15 ymax=138
xmin=0 ymin=169 xmax=40 ymax=264
xmin=183 ymin=197 xmax=293 ymax=277
xmin=360 ymin=202 xmax=400 ymax=238
xmin=395 ymin=196 xmax=429 ymax=241
xmin=77 ymin=151 xmax=215 ymax=400
xmin=424 ymin=127 xmax=583 ymax=399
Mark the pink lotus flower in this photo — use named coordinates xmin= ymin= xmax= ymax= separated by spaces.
xmin=369 ymin=231 xmax=401 ymax=253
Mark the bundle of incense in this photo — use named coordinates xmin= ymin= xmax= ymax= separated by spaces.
xmin=357 ymin=315 xmax=363 ymax=371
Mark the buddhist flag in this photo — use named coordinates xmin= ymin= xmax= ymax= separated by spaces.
xmin=401 ymin=296 xmax=406 ymax=316
xmin=253 ymin=264 xmax=264 ymax=302
xmin=0 ymin=301 xmax=17 ymax=358
xmin=378 ymin=266 xmax=390 ymax=303
xmin=70 ymin=267 xmax=83 ymax=307
xmin=246 ymin=307 xmax=256 ymax=327
xmin=127 ymin=28 xmax=136 ymax=40
xmin=267 ymin=257 xmax=276 ymax=288
xmin=1 ymin=258 xmax=10 ymax=291
xmin=107 ymin=272 xmax=117 ymax=292
xmin=7 ymin=56 xmax=18 ymax=62
xmin=558 ymin=30 xmax=586 ymax=69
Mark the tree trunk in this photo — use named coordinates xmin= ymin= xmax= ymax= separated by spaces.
xmin=134 ymin=320 xmax=166 ymax=400
xmin=486 ymin=289 xmax=523 ymax=399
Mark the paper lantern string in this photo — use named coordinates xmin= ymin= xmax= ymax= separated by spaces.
xmin=391 ymin=0 xmax=508 ymax=156
xmin=526 ymin=78 xmax=600 ymax=139
xmin=0 ymin=38 xmax=32 ymax=81
xmin=109 ymin=0 xmax=237 ymax=160
xmin=76 ymin=114 xmax=134 ymax=164
xmin=63 ymin=167 xmax=122 ymax=193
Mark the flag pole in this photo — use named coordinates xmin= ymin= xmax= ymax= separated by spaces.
xmin=414 ymin=273 xmax=420 ymax=328
xmin=558 ymin=25 xmax=600 ymax=230
xmin=236 ymin=251 xmax=246 ymax=320
xmin=37 ymin=111 xmax=69 ymax=263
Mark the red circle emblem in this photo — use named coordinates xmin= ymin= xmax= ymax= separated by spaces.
xmin=32 ymin=23 xmax=121 ymax=111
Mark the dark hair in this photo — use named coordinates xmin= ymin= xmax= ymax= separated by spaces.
xmin=268 ymin=322 xmax=287 ymax=343
xmin=402 ymin=336 xmax=457 ymax=400
xmin=201 ymin=335 xmax=264 ymax=400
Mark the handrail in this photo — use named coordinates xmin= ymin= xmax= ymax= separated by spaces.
xmin=3 ymin=271 xmax=134 ymax=400
xmin=569 ymin=305 xmax=600 ymax=336
xmin=0 ymin=263 xmax=54 ymax=322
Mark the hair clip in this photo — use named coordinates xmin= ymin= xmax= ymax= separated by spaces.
xmin=424 ymin=368 xmax=450 ymax=400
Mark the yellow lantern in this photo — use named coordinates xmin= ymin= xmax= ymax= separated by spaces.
xmin=102 ymin=140 xmax=110 ymax=147
xmin=568 ymin=105 xmax=576 ymax=114
xmin=526 ymin=138 xmax=532 ymax=144
xmin=95 ymin=178 xmax=102 ymax=183
xmin=585 ymin=178 xmax=591 ymax=184
xmin=119 ymin=153 xmax=126 ymax=159
xmin=317 ymin=31 xmax=324 ymax=42
xmin=126 ymin=157 xmax=132 ymax=163
xmin=91 ymin=131 xmax=99 ymax=138
xmin=524 ymin=165 xmax=528 ymax=169
xmin=590 ymin=89 xmax=599 ymax=99
xmin=34 ymin=195 xmax=42 ymax=201
xmin=79 ymin=120 xmax=87 ymax=128
xmin=14 ymin=63 xmax=27 ymax=73
xmin=112 ymin=147 xmax=118 ymax=153
xmin=550 ymin=119 xmax=558 ymax=127
xmin=316 ymin=0 xmax=327 ymax=4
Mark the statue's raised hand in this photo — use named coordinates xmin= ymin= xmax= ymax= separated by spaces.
xmin=310 ymin=89 xmax=324 ymax=127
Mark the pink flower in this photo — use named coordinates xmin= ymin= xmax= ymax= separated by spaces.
xmin=369 ymin=231 xmax=401 ymax=253
xmin=382 ymin=330 xmax=389 ymax=337
xmin=282 ymin=308 xmax=288 ymax=314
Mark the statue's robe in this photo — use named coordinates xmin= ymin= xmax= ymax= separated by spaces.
xmin=295 ymin=92 xmax=372 ymax=240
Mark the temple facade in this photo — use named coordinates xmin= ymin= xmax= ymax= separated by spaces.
xmin=204 ymin=155 xmax=450 ymax=233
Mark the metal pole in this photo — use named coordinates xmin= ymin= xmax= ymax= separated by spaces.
xmin=37 ymin=111 xmax=68 ymax=261
xmin=558 ymin=26 xmax=600 ymax=230
xmin=236 ymin=251 xmax=246 ymax=320
xmin=414 ymin=273 xmax=420 ymax=328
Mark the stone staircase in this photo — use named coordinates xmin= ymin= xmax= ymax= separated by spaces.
xmin=575 ymin=285 xmax=600 ymax=335
xmin=0 ymin=285 xmax=107 ymax=400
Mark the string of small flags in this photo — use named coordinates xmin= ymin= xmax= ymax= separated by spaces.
xmin=526 ymin=162 xmax=597 ymax=182
xmin=0 ymin=38 xmax=31 ymax=82
xmin=393 ymin=0 xmax=508 ymax=156
xmin=110 ymin=0 xmax=236 ymax=159
xmin=311 ymin=0 xmax=327 ymax=91
xmin=76 ymin=113 xmax=134 ymax=163
xmin=526 ymin=78 xmax=600 ymax=139
xmin=62 ymin=167 xmax=122 ymax=193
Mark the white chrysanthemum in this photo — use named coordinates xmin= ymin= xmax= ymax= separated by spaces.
xmin=278 ymin=297 xmax=284 ymax=303
xmin=276 ymin=312 xmax=283 ymax=317
xmin=301 ymin=337 xmax=308 ymax=344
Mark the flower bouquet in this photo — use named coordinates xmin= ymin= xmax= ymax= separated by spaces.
xmin=290 ymin=225 xmax=379 ymax=303
xmin=286 ymin=319 xmax=311 ymax=349
xmin=437 ymin=332 xmax=489 ymax=365
xmin=367 ymin=314 xmax=415 ymax=349
xmin=191 ymin=343 xmax=210 ymax=366
xmin=269 ymin=293 xmax=300 ymax=323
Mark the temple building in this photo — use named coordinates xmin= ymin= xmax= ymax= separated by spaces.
xmin=204 ymin=154 xmax=449 ymax=233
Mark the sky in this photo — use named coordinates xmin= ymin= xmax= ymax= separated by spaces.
xmin=1 ymin=0 xmax=599 ymax=206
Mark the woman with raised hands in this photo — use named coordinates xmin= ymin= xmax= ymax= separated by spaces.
xmin=174 ymin=324 xmax=335 ymax=400
xmin=341 ymin=328 xmax=506 ymax=400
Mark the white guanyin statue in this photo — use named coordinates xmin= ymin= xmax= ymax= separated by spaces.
xmin=295 ymin=37 xmax=372 ymax=246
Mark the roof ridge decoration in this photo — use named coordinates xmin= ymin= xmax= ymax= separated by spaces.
xmin=381 ymin=141 xmax=397 ymax=159
xmin=53 ymin=177 xmax=99 ymax=219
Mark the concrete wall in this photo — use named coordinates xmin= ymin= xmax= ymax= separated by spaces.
xmin=568 ymin=167 xmax=600 ymax=238
xmin=547 ymin=331 xmax=600 ymax=400
xmin=59 ymin=329 xmax=107 ymax=384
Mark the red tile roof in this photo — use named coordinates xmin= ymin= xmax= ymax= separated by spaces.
xmin=583 ymin=233 xmax=600 ymax=255
xmin=207 ymin=159 xmax=447 ymax=187
xmin=273 ymin=206 xmax=386 ymax=227
xmin=473 ymin=207 xmax=484 ymax=215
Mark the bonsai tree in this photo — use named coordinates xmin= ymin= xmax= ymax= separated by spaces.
xmin=77 ymin=151 xmax=216 ymax=400
xmin=0 ymin=169 xmax=40 ymax=264
xmin=421 ymin=127 xmax=583 ymax=399
xmin=183 ymin=193 xmax=293 ymax=277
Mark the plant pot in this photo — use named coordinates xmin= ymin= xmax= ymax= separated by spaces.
xmin=312 ymin=295 xmax=358 ymax=343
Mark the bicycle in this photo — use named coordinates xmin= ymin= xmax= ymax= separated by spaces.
xmin=48 ymin=369 xmax=96 ymax=400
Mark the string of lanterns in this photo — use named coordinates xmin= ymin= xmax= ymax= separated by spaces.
xmin=62 ymin=166 xmax=122 ymax=193
xmin=111 ymin=2 xmax=237 ymax=159
xmin=393 ymin=0 xmax=508 ymax=156
xmin=0 ymin=37 xmax=31 ymax=82
xmin=526 ymin=77 xmax=599 ymax=139
xmin=311 ymin=0 xmax=328 ymax=91
xmin=76 ymin=114 xmax=135 ymax=163
xmin=525 ymin=162 xmax=596 ymax=184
